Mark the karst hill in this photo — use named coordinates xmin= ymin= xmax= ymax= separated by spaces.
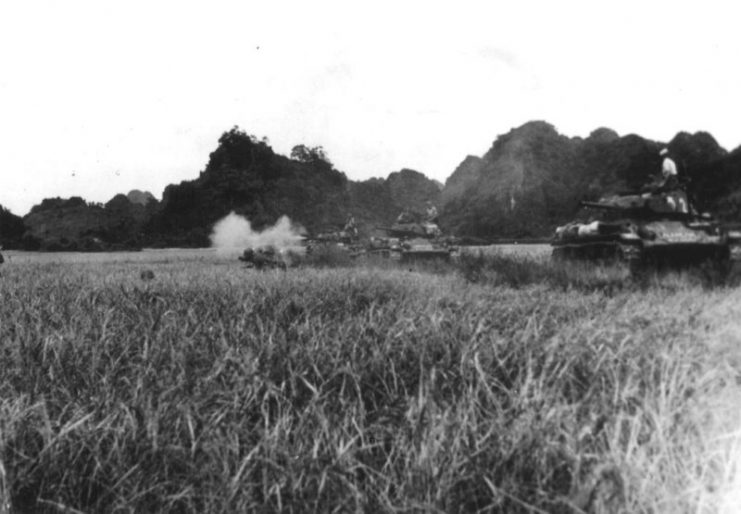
xmin=2 ymin=122 xmax=740 ymax=250
xmin=440 ymin=121 xmax=739 ymax=238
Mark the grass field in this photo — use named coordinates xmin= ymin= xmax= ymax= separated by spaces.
xmin=1 ymin=249 xmax=740 ymax=513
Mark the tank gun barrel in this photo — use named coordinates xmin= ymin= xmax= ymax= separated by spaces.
xmin=579 ymin=200 xmax=629 ymax=210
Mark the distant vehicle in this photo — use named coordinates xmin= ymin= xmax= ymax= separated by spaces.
xmin=303 ymin=227 xmax=365 ymax=259
xmin=376 ymin=221 xmax=442 ymax=240
xmin=376 ymin=221 xmax=456 ymax=263
xmin=305 ymin=229 xmax=357 ymax=246
xmin=238 ymin=246 xmax=288 ymax=270
xmin=551 ymin=190 xmax=741 ymax=273
xmin=304 ymin=216 xmax=458 ymax=264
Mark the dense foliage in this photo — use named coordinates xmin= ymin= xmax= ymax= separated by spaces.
xmin=21 ymin=195 xmax=155 ymax=251
xmin=0 ymin=205 xmax=24 ymax=249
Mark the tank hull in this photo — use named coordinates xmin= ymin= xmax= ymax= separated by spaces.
xmin=552 ymin=240 xmax=730 ymax=266
xmin=399 ymin=248 xmax=452 ymax=263
xmin=552 ymin=219 xmax=741 ymax=272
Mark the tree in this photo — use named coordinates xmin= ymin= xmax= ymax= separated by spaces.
xmin=291 ymin=144 xmax=332 ymax=168
xmin=0 ymin=205 xmax=25 ymax=248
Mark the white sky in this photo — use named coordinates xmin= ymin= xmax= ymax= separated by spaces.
xmin=1 ymin=0 xmax=740 ymax=215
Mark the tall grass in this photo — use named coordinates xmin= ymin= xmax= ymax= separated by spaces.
xmin=0 ymin=258 xmax=739 ymax=512
xmin=455 ymin=249 xmax=739 ymax=292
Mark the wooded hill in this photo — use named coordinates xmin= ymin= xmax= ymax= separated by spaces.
xmin=143 ymin=128 xmax=442 ymax=247
xmin=1 ymin=128 xmax=441 ymax=250
xmin=441 ymin=121 xmax=740 ymax=238
xmin=1 ymin=122 xmax=740 ymax=250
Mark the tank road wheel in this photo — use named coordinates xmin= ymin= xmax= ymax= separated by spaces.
xmin=712 ymin=245 xmax=741 ymax=285
xmin=552 ymin=245 xmax=577 ymax=262
xmin=728 ymin=261 xmax=741 ymax=285
xmin=727 ymin=243 xmax=741 ymax=285
xmin=551 ymin=246 xmax=567 ymax=262
xmin=617 ymin=244 xmax=644 ymax=276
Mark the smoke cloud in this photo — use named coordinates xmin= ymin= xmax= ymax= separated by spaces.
xmin=210 ymin=213 xmax=306 ymax=256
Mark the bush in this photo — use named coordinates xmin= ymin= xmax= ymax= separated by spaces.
xmin=302 ymin=243 xmax=354 ymax=268
xmin=20 ymin=233 xmax=41 ymax=251
xmin=455 ymin=250 xmax=630 ymax=292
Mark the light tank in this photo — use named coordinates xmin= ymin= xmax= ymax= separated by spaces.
xmin=377 ymin=221 xmax=442 ymax=239
xmin=238 ymin=246 xmax=289 ymax=270
xmin=376 ymin=221 xmax=456 ymax=262
xmin=303 ymin=225 xmax=365 ymax=259
xmin=551 ymin=190 xmax=741 ymax=272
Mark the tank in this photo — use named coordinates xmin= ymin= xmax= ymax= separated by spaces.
xmin=306 ymin=229 xmax=357 ymax=246
xmin=364 ymin=236 xmax=403 ymax=259
xmin=375 ymin=222 xmax=456 ymax=262
xmin=238 ymin=246 xmax=289 ymax=270
xmin=377 ymin=221 xmax=442 ymax=239
xmin=398 ymin=239 xmax=456 ymax=263
xmin=551 ymin=190 xmax=741 ymax=271
xmin=303 ymin=227 xmax=366 ymax=259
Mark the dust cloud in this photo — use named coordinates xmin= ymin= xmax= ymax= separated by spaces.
xmin=210 ymin=212 xmax=305 ymax=256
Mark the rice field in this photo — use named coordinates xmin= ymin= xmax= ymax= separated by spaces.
xmin=1 ymin=248 xmax=228 ymax=265
xmin=0 ymin=249 xmax=740 ymax=513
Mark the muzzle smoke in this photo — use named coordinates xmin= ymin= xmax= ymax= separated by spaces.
xmin=210 ymin=212 xmax=305 ymax=256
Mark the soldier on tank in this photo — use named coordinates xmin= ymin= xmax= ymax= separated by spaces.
xmin=643 ymin=148 xmax=678 ymax=191
xmin=659 ymin=148 xmax=679 ymax=189
xmin=641 ymin=148 xmax=688 ymax=213
xmin=658 ymin=149 xmax=689 ymax=213
xmin=343 ymin=214 xmax=358 ymax=238
xmin=424 ymin=201 xmax=439 ymax=224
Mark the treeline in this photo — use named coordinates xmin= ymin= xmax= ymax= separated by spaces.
xmin=143 ymin=128 xmax=442 ymax=247
xmin=3 ymin=122 xmax=740 ymax=250
xmin=17 ymin=194 xmax=157 ymax=251
xmin=0 ymin=205 xmax=25 ymax=249
xmin=0 ymin=128 xmax=442 ymax=250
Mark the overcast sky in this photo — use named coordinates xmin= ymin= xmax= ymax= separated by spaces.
xmin=1 ymin=0 xmax=739 ymax=215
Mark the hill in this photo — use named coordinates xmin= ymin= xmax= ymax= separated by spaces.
xmin=127 ymin=190 xmax=156 ymax=206
xmin=8 ymin=122 xmax=741 ymax=249
xmin=21 ymin=192 xmax=157 ymax=251
xmin=440 ymin=121 xmax=739 ymax=238
xmin=143 ymin=128 xmax=442 ymax=247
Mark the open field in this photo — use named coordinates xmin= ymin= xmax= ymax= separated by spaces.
xmin=2 ymin=244 xmax=553 ymax=265
xmin=1 ymin=248 xmax=230 ymax=265
xmin=1 ymin=251 xmax=740 ymax=512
